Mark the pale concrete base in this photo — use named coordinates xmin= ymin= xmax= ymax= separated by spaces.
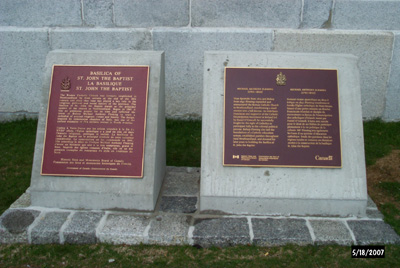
xmin=200 ymin=197 xmax=366 ymax=217
xmin=30 ymin=50 xmax=166 ymax=211
xmin=30 ymin=191 xmax=155 ymax=211
xmin=200 ymin=51 xmax=367 ymax=216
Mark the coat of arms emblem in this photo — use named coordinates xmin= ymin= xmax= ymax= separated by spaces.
xmin=276 ymin=72 xmax=286 ymax=86
xmin=61 ymin=77 xmax=71 ymax=91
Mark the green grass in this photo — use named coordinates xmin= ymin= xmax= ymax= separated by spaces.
xmin=363 ymin=119 xmax=400 ymax=166
xmin=379 ymin=182 xmax=400 ymax=202
xmin=166 ymin=119 xmax=201 ymax=167
xmin=363 ymin=119 xmax=400 ymax=235
xmin=378 ymin=181 xmax=400 ymax=234
xmin=1 ymin=244 xmax=400 ymax=267
xmin=0 ymin=118 xmax=38 ymax=214
xmin=380 ymin=203 xmax=400 ymax=236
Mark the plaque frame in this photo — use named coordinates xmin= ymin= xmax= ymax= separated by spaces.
xmin=41 ymin=64 xmax=150 ymax=178
xmin=223 ymin=67 xmax=342 ymax=168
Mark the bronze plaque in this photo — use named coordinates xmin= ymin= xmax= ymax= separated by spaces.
xmin=224 ymin=68 xmax=341 ymax=168
xmin=41 ymin=65 xmax=149 ymax=178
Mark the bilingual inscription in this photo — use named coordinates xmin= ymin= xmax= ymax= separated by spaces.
xmin=41 ymin=65 xmax=149 ymax=177
xmin=224 ymin=68 xmax=341 ymax=168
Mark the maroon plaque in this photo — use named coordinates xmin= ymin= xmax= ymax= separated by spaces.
xmin=41 ymin=65 xmax=149 ymax=177
xmin=224 ymin=68 xmax=341 ymax=168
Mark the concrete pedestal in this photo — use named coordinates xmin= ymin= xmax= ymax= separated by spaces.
xmin=200 ymin=51 xmax=367 ymax=216
xmin=30 ymin=50 xmax=165 ymax=211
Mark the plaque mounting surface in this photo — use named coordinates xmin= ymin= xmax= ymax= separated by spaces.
xmin=41 ymin=65 xmax=149 ymax=178
xmin=224 ymin=67 xmax=341 ymax=168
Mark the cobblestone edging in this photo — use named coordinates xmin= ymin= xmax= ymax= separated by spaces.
xmin=1 ymin=167 xmax=399 ymax=247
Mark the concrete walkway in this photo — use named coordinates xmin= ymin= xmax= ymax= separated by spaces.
xmin=1 ymin=167 xmax=399 ymax=247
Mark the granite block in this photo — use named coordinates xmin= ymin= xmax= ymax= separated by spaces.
xmin=384 ymin=31 xmax=400 ymax=120
xmin=366 ymin=209 xmax=384 ymax=220
xmin=0 ymin=0 xmax=82 ymax=27
xmin=160 ymin=196 xmax=197 ymax=213
xmin=10 ymin=192 xmax=31 ymax=209
xmin=309 ymin=220 xmax=353 ymax=245
xmin=98 ymin=214 xmax=151 ymax=244
xmin=0 ymin=29 xmax=50 ymax=115
xmin=193 ymin=217 xmax=250 ymax=247
xmin=0 ymin=209 xmax=40 ymax=244
xmin=148 ymin=215 xmax=191 ymax=245
xmin=49 ymin=28 xmax=153 ymax=50
xmin=191 ymin=0 xmax=301 ymax=28
xmin=114 ymin=0 xmax=189 ymax=27
xmin=274 ymin=29 xmax=393 ymax=119
xmin=367 ymin=196 xmax=378 ymax=210
xmin=252 ymin=218 xmax=312 ymax=246
xmin=0 ymin=209 xmax=39 ymax=234
xmin=31 ymin=211 xmax=70 ymax=244
xmin=153 ymin=28 xmax=273 ymax=119
xmin=334 ymin=0 xmax=400 ymax=30
xmin=347 ymin=220 xmax=400 ymax=245
xmin=163 ymin=171 xmax=200 ymax=196
xmin=302 ymin=0 xmax=332 ymax=29
xmin=63 ymin=212 xmax=103 ymax=244
xmin=83 ymin=0 xmax=114 ymax=27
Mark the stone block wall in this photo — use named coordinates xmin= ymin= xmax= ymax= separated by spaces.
xmin=1 ymin=0 xmax=399 ymax=121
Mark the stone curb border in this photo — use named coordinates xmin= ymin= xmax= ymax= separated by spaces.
xmin=1 ymin=167 xmax=399 ymax=247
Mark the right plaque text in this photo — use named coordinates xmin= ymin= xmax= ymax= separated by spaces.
xmin=224 ymin=68 xmax=341 ymax=168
